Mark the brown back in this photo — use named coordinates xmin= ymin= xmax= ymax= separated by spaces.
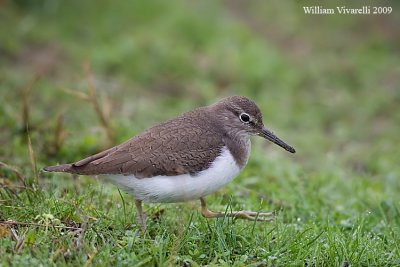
xmin=57 ymin=107 xmax=225 ymax=178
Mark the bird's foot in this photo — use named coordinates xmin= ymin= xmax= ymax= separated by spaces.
xmin=200 ymin=197 xmax=274 ymax=221
xmin=227 ymin=210 xmax=274 ymax=221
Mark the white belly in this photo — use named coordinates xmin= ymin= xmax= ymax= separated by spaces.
xmin=104 ymin=146 xmax=242 ymax=203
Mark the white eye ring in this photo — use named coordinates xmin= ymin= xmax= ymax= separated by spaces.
xmin=239 ymin=113 xmax=251 ymax=123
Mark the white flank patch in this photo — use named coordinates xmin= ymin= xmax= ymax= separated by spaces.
xmin=104 ymin=146 xmax=242 ymax=203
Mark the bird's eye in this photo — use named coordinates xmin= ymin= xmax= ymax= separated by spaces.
xmin=239 ymin=113 xmax=251 ymax=123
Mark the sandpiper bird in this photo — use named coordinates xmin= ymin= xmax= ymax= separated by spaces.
xmin=44 ymin=96 xmax=295 ymax=231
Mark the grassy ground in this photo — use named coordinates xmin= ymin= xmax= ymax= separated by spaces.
xmin=1 ymin=0 xmax=400 ymax=266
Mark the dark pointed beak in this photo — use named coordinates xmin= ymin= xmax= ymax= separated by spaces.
xmin=260 ymin=127 xmax=296 ymax=153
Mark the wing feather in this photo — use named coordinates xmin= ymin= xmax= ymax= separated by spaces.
xmin=53 ymin=113 xmax=224 ymax=178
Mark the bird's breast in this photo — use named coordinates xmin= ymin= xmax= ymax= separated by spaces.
xmin=224 ymin=135 xmax=251 ymax=169
xmin=105 ymin=146 xmax=242 ymax=203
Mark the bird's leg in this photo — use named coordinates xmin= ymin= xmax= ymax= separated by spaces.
xmin=135 ymin=199 xmax=147 ymax=232
xmin=200 ymin=197 xmax=274 ymax=221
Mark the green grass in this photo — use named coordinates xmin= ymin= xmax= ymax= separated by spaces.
xmin=1 ymin=0 xmax=400 ymax=266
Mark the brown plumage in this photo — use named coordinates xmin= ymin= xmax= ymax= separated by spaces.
xmin=44 ymin=96 xmax=268 ymax=178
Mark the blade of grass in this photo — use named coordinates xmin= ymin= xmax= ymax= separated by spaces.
xmin=27 ymin=133 xmax=38 ymax=189
xmin=117 ymin=189 xmax=127 ymax=227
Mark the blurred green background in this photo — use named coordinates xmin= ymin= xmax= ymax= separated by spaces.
xmin=1 ymin=0 xmax=400 ymax=266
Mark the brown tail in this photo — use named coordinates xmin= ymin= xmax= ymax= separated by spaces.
xmin=43 ymin=164 xmax=73 ymax=173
